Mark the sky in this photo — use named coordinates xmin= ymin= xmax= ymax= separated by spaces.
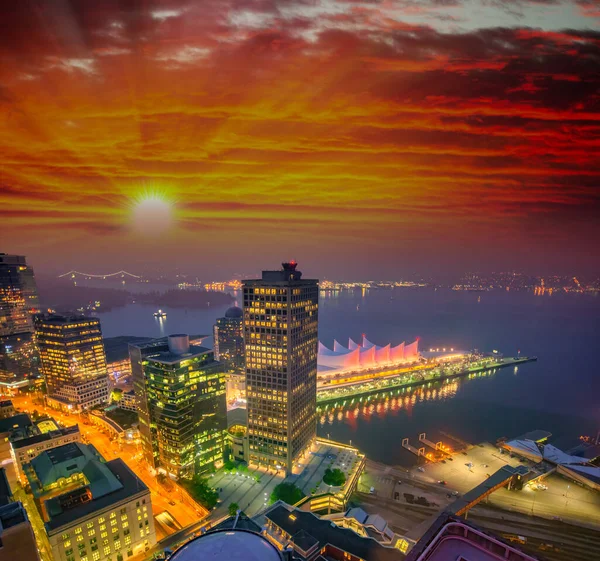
xmin=1 ymin=0 xmax=599 ymax=280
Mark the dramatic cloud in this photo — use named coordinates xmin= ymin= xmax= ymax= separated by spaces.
xmin=0 ymin=0 xmax=598 ymax=277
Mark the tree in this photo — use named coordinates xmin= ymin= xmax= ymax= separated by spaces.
xmin=323 ymin=468 xmax=346 ymax=487
xmin=228 ymin=502 xmax=240 ymax=516
xmin=270 ymin=482 xmax=305 ymax=505
xmin=186 ymin=477 xmax=219 ymax=510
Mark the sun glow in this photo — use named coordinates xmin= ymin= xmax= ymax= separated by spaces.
xmin=130 ymin=191 xmax=175 ymax=236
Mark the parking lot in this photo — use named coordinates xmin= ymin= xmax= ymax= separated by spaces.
xmin=413 ymin=442 xmax=600 ymax=527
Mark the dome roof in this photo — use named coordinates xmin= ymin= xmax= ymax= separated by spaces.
xmin=170 ymin=530 xmax=282 ymax=561
xmin=225 ymin=306 xmax=243 ymax=319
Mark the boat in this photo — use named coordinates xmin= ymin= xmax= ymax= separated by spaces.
xmin=153 ymin=309 xmax=167 ymax=318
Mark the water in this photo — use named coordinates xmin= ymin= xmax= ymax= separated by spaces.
xmin=97 ymin=288 xmax=600 ymax=466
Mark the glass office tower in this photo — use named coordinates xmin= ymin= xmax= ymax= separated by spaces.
xmin=129 ymin=335 xmax=226 ymax=478
xmin=213 ymin=306 xmax=245 ymax=374
xmin=0 ymin=254 xmax=40 ymax=385
xmin=34 ymin=314 xmax=109 ymax=410
xmin=243 ymin=262 xmax=318 ymax=474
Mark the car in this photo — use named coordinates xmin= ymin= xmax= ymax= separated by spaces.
xmin=441 ymin=460 xmax=446 ymax=464
xmin=417 ymin=467 xmax=425 ymax=472
xmin=438 ymin=480 xmax=447 ymax=485
xmin=369 ymin=487 xmax=375 ymax=494
xmin=169 ymin=500 xmax=176 ymax=506
xmin=451 ymin=491 xmax=459 ymax=496
xmin=446 ymin=493 xmax=453 ymax=498
xmin=462 ymin=452 xmax=468 ymax=456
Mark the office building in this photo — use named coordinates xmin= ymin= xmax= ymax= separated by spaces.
xmin=0 ymin=254 xmax=40 ymax=386
xmin=35 ymin=314 xmax=109 ymax=411
xmin=214 ymin=306 xmax=245 ymax=374
xmin=243 ymin=261 xmax=318 ymax=473
xmin=129 ymin=334 xmax=226 ymax=478
xmin=0 ymin=254 xmax=39 ymax=336
xmin=10 ymin=424 xmax=81 ymax=484
xmin=23 ymin=441 xmax=155 ymax=561
xmin=0 ymin=332 xmax=38 ymax=388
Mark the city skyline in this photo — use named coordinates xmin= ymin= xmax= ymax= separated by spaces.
xmin=2 ymin=1 xmax=599 ymax=278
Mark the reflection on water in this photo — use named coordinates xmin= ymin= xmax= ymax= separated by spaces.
xmin=318 ymin=377 xmax=463 ymax=427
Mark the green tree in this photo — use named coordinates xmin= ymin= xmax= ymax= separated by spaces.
xmin=228 ymin=502 xmax=240 ymax=516
xmin=186 ymin=477 xmax=219 ymax=510
xmin=269 ymin=482 xmax=305 ymax=505
xmin=323 ymin=468 xmax=346 ymax=487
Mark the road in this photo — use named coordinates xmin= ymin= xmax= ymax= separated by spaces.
xmin=7 ymin=393 xmax=207 ymax=541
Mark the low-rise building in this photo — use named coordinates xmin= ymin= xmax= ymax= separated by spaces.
xmin=0 ymin=501 xmax=41 ymax=561
xmin=0 ymin=414 xmax=33 ymax=485
xmin=0 ymin=401 xmax=15 ymax=420
xmin=24 ymin=442 xmax=156 ymax=561
xmin=264 ymin=501 xmax=404 ymax=561
xmin=10 ymin=424 xmax=81 ymax=483
xmin=119 ymin=390 xmax=136 ymax=412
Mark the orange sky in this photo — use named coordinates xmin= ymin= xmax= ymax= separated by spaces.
xmin=1 ymin=0 xmax=599 ymax=278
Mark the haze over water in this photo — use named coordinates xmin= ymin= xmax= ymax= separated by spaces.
xmin=97 ymin=287 xmax=600 ymax=466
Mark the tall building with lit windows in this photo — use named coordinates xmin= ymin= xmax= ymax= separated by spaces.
xmin=34 ymin=314 xmax=109 ymax=411
xmin=129 ymin=334 xmax=226 ymax=479
xmin=0 ymin=253 xmax=40 ymax=386
xmin=243 ymin=262 xmax=319 ymax=474
xmin=213 ymin=306 xmax=245 ymax=374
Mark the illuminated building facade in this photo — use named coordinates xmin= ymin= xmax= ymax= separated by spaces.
xmin=34 ymin=314 xmax=109 ymax=411
xmin=243 ymin=262 xmax=318 ymax=473
xmin=0 ymin=254 xmax=40 ymax=385
xmin=213 ymin=306 xmax=245 ymax=374
xmin=129 ymin=335 xmax=226 ymax=479
xmin=23 ymin=442 xmax=156 ymax=561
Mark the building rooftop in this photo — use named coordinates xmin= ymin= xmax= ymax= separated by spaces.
xmin=265 ymin=503 xmax=404 ymax=561
xmin=170 ymin=529 xmax=283 ymax=561
xmin=405 ymin=513 xmax=539 ymax=561
xmin=11 ymin=425 xmax=80 ymax=450
xmin=145 ymin=344 xmax=212 ymax=365
xmin=514 ymin=430 xmax=552 ymax=443
xmin=44 ymin=458 xmax=148 ymax=532
xmin=0 ymin=501 xmax=29 ymax=531
xmin=224 ymin=306 xmax=243 ymax=319
xmin=0 ymin=413 xmax=32 ymax=434
xmin=103 ymin=336 xmax=153 ymax=363
xmin=34 ymin=313 xmax=98 ymax=326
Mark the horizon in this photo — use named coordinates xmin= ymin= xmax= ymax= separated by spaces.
xmin=2 ymin=0 xmax=599 ymax=278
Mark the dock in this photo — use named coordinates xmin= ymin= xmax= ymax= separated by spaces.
xmin=317 ymin=356 xmax=537 ymax=405
xmin=402 ymin=438 xmax=425 ymax=457
xmin=418 ymin=432 xmax=444 ymax=453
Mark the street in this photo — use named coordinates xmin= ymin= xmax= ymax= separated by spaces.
xmin=6 ymin=393 xmax=207 ymax=541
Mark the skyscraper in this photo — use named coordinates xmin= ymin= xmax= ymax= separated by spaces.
xmin=129 ymin=334 xmax=226 ymax=478
xmin=213 ymin=306 xmax=245 ymax=374
xmin=243 ymin=261 xmax=318 ymax=474
xmin=0 ymin=254 xmax=40 ymax=385
xmin=34 ymin=314 xmax=109 ymax=411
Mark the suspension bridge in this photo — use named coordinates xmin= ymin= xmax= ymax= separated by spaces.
xmin=57 ymin=270 xmax=142 ymax=279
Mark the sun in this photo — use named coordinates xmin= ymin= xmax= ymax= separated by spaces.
xmin=130 ymin=190 xmax=175 ymax=236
